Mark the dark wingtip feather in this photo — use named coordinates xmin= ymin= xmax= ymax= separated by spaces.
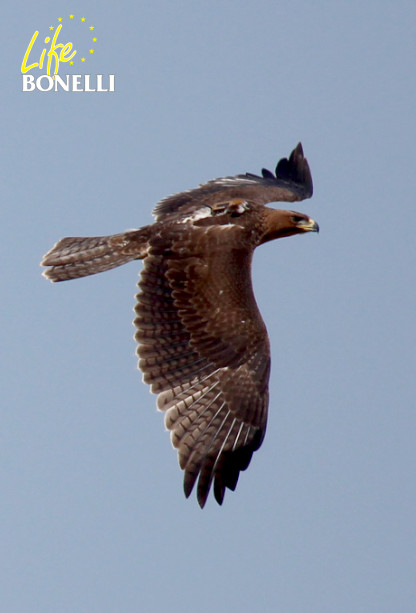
xmin=197 ymin=490 xmax=209 ymax=509
xmin=274 ymin=142 xmax=313 ymax=197
xmin=183 ymin=470 xmax=198 ymax=501
xmin=182 ymin=429 xmax=265 ymax=508
xmin=261 ymin=168 xmax=275 ymax=179
xmin=213 ymin=480 xmax=226 ymax=505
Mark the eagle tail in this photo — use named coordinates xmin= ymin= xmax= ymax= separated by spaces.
xmin=41 ymin=228 xmax=151 ymax=282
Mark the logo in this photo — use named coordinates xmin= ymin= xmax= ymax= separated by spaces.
xmin=21 ymin=14 xmax=115 ymax=92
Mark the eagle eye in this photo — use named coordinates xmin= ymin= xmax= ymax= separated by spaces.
xmin=291 ymin=215 xmax=305 ymax=224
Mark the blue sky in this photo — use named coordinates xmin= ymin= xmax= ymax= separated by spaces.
xmin=3 ymin=1 xmax=416 ymax=611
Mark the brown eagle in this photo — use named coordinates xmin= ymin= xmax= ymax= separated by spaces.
xmin=42 ymin=143 xmax=318 ymax=507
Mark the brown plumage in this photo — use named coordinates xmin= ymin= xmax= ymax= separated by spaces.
xmin=42 ymin=143 xmax=318 ymax=507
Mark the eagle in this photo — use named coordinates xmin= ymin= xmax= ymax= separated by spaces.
xmin=42 ymin=143 xmax=318 ymax=508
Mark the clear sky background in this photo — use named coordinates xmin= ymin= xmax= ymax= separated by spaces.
xmin=2 ymin=1 xmax=416 ymax=611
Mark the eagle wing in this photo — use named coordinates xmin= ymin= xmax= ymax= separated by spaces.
xmin=134 ymin=225 xmax=270 ymax=507
xmin=153 ymin=142 xmax=313 ymax=222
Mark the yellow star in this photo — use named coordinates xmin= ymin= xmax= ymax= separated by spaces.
xmin=81 ymin=57 xmax=86 ymax=62
xmin=58 ymin=18 xmax=62 ymax=22
xmin=70 ymin=61 xmax=74 ymax=65
xmin=89 ymin=49 xmax=94 ymax=54
xmin=81 ymin=17 xmax=85 ymax=22
xmin=49 ymin=26 xmax=54 ymax=30
xmin=92 ymin=37 xmax=97 ymax=42
xmin=69 ymin=14 xmax=74 ymax=19
xmin=89 ymin=26 xmax=94 ymax=30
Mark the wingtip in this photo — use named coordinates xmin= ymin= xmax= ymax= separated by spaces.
xmin=294 ymin=141 xmax=304 ymax=155
xmin=274 ymin=142 xmax=313 ymax=198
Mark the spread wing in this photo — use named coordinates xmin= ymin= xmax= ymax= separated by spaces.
xmin=134 ymin=225 xmax=270 ymax=507
xmin=153 ymin=142 xmax=313 ymax=222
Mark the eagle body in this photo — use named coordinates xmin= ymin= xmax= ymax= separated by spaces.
xmin=42 ymin=143 xmax=318 ymax=507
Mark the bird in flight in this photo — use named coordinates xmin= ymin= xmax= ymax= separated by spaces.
xmin=42 ymin=143 xmax=318 ymax=508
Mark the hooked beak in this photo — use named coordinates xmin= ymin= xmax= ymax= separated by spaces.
xmin=297 ymin=217 xmax=319 ymax=233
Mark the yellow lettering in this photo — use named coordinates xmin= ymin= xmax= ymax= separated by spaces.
xmin=39 ymin=48 xmax=46 ymax=70
xmin=21 ymin=24 xmax=77 ymax=76
xmin=46 ymin=24 xmax=64 ymax=75
xmin=60 ymin=42 xmax=76 ymax=63
xmin=21 ymin=31 xmax=39 ymax=73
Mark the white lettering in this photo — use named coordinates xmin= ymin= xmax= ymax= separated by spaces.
xmin=22 ymin=74 xmax=35 ymax=91
xmin=21 ymin=74 xmax=116 ymax=92
xmin=96 ymin=75 xmax=108 ymax=92
xmin=72 ymin=75 xmax=83 ymax=92
xmin=54 ymin=74 xmax=70 ymax=91
xmin=84 ymin=75 xmax=96 ymax=92
xmin=37 ymin=75 xmax=54 ymax=91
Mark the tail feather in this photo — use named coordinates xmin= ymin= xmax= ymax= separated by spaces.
xmin=41 ymin=228 xmax=151 ymax=282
